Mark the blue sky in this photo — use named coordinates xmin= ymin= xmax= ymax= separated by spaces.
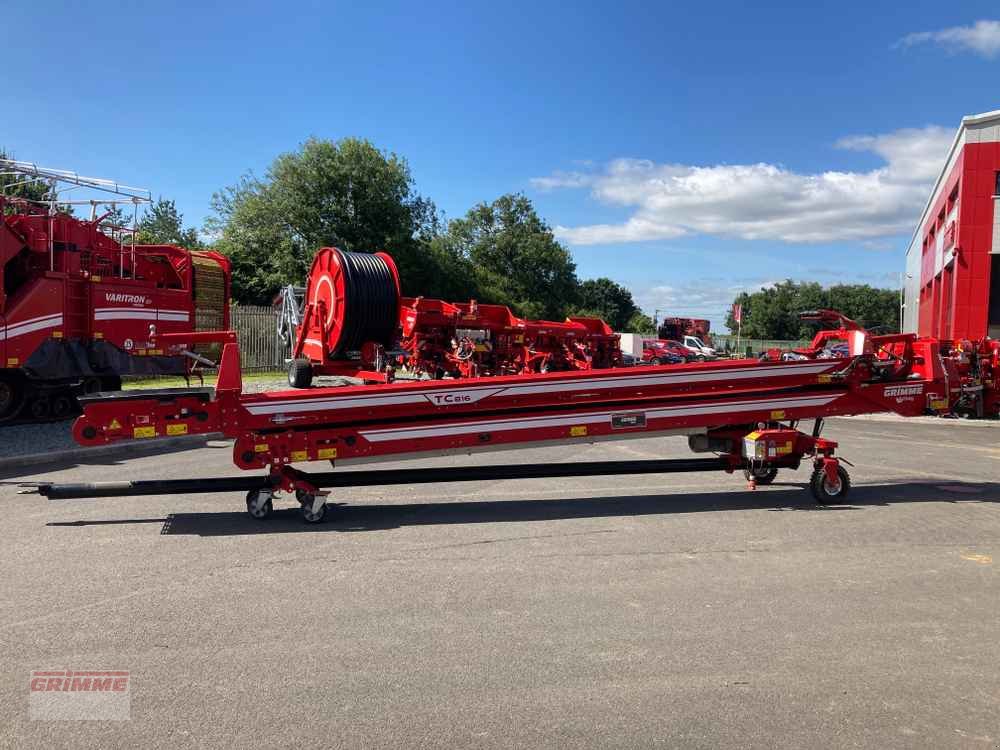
xmin=3 ymin=1 xmax=999 ymax=330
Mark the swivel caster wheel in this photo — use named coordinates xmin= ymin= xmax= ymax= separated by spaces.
xmin=246 ymin=489 xmax=273 ymax=520
xmin=810 ymin=465 xmax=851 ymax=504
xmin=744 ymin=466 xmax=778 ymax=485
xmin=297 ymin=493 xmax=327 ymax=524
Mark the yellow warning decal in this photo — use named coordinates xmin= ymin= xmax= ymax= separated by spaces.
xmin=570 ymin=425 xmax=588 ymax=437
xmin=108 ymin=418 xmax=122 ymax=430
xmin=817 ymin=374 xmax=832 ymax=384
xmin=52 ymin=331 xmax=63 ymax=338
xmin=166 ymin=423 xmax=188 ymax=436
xmin=7 ymin=357 xmax=19 ymax=366
xmin=290 ymin=450 xmax=309 ymax=462
xmin=317 ymin=447 xmax=337 ymax=460
xmin=745 ymin=431 xmax=761 ymax=441
xmin=770 ymin=410 xmax=785 ymax=420
xmin=91 ymin=275 xmax=101 ymax=282
xmin=254 ymin=443 xmax=269 ymax=453
xmin=776 ymin=441 xmax=794 ymax=454
xmin=93 ymin=332 xmax=104 ymax=339
xmin=133 ymin=426 xmax=156 ymax=439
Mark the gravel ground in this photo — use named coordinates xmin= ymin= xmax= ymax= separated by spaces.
xmin=3 ymin=418 xmax=1000 ymax=748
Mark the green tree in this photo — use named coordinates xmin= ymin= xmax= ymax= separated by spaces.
xmin=725 ymin=280 xmax=900 ymax=339
xmin=0 ymin=150 xmax=71 ymax=214
xmin=625 ymin=311 xmax=656 ymax=334
xmin=826 ymin=284 xmax=899 ymax=333
xmin=571 ymin=277 xmax=641 ymax=330
xmin=136 ymin=198 xmax=202 ymax=247
xmin=207 ymin=138 xmax=441 ymax=304
xmin=439 ymin=194 xmax=579 ymax=320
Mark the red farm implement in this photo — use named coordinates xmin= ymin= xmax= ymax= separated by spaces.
xmin=26 ymin=308 xmax=957 ymax=523
xmin=275 ymin=247 xmax=623 ymax=387
xmin=0 ymin=160 xmax=230 ymax=424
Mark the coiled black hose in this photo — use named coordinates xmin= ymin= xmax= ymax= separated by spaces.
xmin=331 ymin=249 xmax=399 ymax=357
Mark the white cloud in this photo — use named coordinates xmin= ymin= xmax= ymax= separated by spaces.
xmin=533 ymin=126 xmax=953 ymax=246
xmin=897 ymin=19 xmax=1000 ymax=59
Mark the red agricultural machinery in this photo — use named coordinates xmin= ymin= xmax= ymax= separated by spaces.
xmin=28 ymin=308 xmax=958 ymax=523
xmin=657 ymin=317 xmax=712 ymax=346
xmin=949 ymin=338 xmax=1000 ymax=419
xmin=275 ymin=247 xmax=622 ymax=388
xmin=0 ymin=160 xmax=230 ymax=424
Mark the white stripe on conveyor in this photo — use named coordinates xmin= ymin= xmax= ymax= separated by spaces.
xmin=358 ymin=394 xmax=841 ymax=443
xmin=246 ymin=360 xmax=841 ymax=415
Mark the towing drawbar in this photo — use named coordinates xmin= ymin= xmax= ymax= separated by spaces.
xmin=32 ymin=457 xmax=731 ymax=500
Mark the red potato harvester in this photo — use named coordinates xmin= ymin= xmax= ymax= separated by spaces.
xmin=0 ymin=160 xmax=230 ymax=425
xmin=26 ymin=309 xmax=956 ymax=523
xmin=278 ymin=247 xmax=623 ymax=388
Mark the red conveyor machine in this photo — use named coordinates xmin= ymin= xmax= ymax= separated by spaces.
xmin=27 ymin=310 xmax=958 ymax=522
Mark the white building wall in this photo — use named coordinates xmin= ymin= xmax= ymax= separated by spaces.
xmin=903 ymin=238 xmax=921 ymax=334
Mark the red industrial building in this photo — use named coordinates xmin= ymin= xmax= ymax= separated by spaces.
xmin=904 ymin=109 xmax=1000 ymax=341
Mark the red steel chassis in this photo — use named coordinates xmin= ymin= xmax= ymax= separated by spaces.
xmin=34 ymin=315 xmax=957 ymax=522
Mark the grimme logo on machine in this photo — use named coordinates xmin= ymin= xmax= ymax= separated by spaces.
xmin=884 ymin=384 xmax=923 ymax=400
xmin=104 ymin=292 xmax=151 ymax=306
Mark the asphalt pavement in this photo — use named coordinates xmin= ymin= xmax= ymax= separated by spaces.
xmin=2 ymin=416 xmax=999 ymax=748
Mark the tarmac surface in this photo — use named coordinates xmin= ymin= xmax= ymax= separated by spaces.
xmin=2 ymin=416 xmax=999 ymax=748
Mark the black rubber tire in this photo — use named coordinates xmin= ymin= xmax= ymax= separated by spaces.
xmin=288 ymin=359 xmax=313 ymax=388
xmin=246 ymin=490 xmax=273 ymax=520
xmin=51 ymin=394 xmax=74 ymax=420
xmin=650 ymin=357 xmax=662 ymax=366
xmin=0 ymin=378 xmax=23 ymax=422
xmin=810 ymin=465 xmax=851 ymax=503
xmin=744 ymin=466 xmax=779 ymax=485
xmin=29 ymin=398 xmax=51 ymax=420
xmin=299 ymin=495 xmax=327 ymax=524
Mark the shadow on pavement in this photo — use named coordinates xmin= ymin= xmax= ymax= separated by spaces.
xmin=43 ymin=480 xmax=1000 ymax=537
xmin=0 ymin=438 xmax=231 ymax=480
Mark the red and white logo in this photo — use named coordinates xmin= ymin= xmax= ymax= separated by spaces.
xmin=29 ymin=670 xmax=131 ymax=721
xmin=104 ymin=292 xmax=151 ymax=306
xmin=884 ymin=384 xmax=923 ymax=401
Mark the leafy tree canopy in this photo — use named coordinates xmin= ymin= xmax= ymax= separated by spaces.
xmin=437 ymin=193 xmax=579 ymax=320
xmin=0 ymin=149 xmax=71 ymax=214
xmin=136 ymin=198 xmax=202 ymax=247
xmin=207 ymin=137 xmax=438 ymax=304
xmin=570 ymin=277 xmax=642 ymax=331
xmin=725 ymin=280 xmax=900 ymax=339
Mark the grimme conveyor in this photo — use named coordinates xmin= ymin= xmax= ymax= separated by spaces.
xmin=28 ymin=310 xmax=956 ymax=522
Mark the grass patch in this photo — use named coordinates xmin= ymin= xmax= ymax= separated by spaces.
xmin=123 ymin=371 xmax=284 ymax=390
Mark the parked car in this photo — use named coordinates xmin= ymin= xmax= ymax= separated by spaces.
xmin=658 ymin=339 xmax=697 ymax=362
xmin=643 ymin=339 xmax=689 ymax=364
xmin=681 ymin=335 xmax=717 ymax=360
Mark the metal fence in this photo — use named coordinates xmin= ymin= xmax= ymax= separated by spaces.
xmin=231 ymin=305 xmax=289 ymax=372
xmin=712 ymin=335 xmax=811 ymax=356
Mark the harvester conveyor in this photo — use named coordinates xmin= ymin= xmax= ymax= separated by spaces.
xmin=24 ymin=311 xmax=958 ymax=522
